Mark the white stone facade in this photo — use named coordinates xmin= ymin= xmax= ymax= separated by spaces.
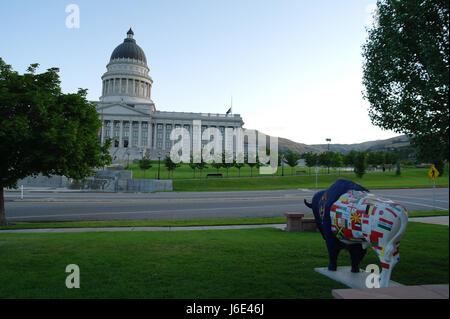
xmin=95 ymin=29 xmax=244 ymax=164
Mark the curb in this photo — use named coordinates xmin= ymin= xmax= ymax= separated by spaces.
xmin=0 ymin=224 xmax=286 ymax=234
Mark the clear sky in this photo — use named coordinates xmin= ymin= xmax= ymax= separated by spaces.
xmin=0 ymin=0 xmax=401 ymax=145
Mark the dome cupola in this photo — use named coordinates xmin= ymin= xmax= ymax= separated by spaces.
xmin=100 ymin=28 xmax=154 ymax=105
xmin=110 ymin=28 xmax=147 ymax=64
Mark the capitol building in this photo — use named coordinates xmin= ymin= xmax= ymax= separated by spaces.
xmin=96 ymin=28 xmax=244 ymax=163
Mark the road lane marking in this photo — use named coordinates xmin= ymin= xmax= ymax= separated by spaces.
xmin=6 ymin=195 xmax=313 ymax=203
xmin=376 ymin=194 xmax=449 ymax=204
xmin=392 ymin=199 xmax=448 ymax=211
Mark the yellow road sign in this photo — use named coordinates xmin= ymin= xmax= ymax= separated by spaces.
xmin=428 ymin=166 xmax=440 ymax=181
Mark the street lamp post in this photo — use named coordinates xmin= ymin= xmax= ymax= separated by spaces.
xmin=326 ymin=138 xmax=331 ymax=151
xmin=157 ymin=151 xmax=162 ymax=180
xmin=326 ymin=138 xmax=331 ymax=174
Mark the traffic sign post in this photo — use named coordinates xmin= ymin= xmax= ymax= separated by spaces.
xmin=428 ymin=166 xmax=440 ymax=211
xmin=428 ymin=165 xmax=439 ymax=182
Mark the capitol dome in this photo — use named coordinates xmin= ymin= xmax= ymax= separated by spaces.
xmin=110 ymin=28 xmax=147 ymax=64
xmin=100 ymin=28 xmax=154 ymax=105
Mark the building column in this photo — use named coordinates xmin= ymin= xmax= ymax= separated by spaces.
xmin=100 ymin=121 xmax=105 ymax=145
xmin=162 ymin=123 xmax=166 ymax=150
xmin=148 ymin=121 xmax=152 ymax=149
xmin=138 ymin=121 xmax=142 ymax=147
xmin=128 ymin=120 xmax=133 ymax=147
xmin=119 ymin=120 xmax=123 ymax=148
xmin=153 ymin=123 xmax=157 ymax=149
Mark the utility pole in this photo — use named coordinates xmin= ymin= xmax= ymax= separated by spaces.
xmin=326 ymin=138 xmax=331 ymax=174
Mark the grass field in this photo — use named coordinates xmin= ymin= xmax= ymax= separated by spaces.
xmin=0 ymin=210 xmax=447 ymax=230
xmin=0 ymin=222 xmax=447 ymax=298
xmin=123 ymin=162 xmax=449 ymax=192
xmin=171 ymin=168 xmax=448 ymax=192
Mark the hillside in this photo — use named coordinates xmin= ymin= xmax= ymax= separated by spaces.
xmin=245 ymin=130 xmax=411 ymax=155
xmin=310 ymin=135 xmax=411 ymax=154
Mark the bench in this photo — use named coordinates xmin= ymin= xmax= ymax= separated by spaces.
xmin=206 ymin=173 xmax=223 ymax=178
xmin=284 ymin=212 xmax=317 ymax=232
xmin=296 ymin=170 xmax=307 ymax=174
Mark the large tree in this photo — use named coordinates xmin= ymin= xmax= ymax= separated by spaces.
xmin=302 ymin=152 xmax=318 ymax=175
xmin=362 ymin=0 xmax=449 ymax=173
xmin=0 ymin=58 xmax=111 ymax=225
xmin=138 ymin=157 xmax=152 ymax=178
xmin=284 ymin=150 xmax=301 ymax=176
xmin=318 ymin=151 xmax=334 ymax=174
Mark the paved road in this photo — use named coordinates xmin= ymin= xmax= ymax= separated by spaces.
xmin=4 ymin=188 xmax=449 ymax=222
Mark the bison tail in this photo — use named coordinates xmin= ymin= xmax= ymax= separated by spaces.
xmin=384 ymin=207 xmax=409 ymax=259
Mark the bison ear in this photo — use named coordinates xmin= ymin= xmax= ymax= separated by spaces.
xmin=304 ymin=199 xmax=312 ymax=209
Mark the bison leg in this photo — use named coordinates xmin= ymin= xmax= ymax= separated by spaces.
xmin=348 ymin=244 xmax=367 ymax=273
xmin=328 ymin=241 xmax=344 ymax=271
xmin=379 ymin=245 xmax=401 ymax=287
xmin=379 ymin=261 xmax=394 ymax=288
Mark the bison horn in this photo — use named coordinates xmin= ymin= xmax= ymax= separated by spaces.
xmin=304 ymin=199 xmax=312 ymax=209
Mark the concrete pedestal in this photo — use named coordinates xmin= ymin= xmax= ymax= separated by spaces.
xmin=285 ymin=213 xmax=304 ymax=232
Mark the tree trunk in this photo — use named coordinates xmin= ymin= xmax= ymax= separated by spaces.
xmin=0 ymin=186 xmax=7 ymax=226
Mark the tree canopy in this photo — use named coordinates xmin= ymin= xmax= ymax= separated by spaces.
xmin=0 ymin=58 xmax=111 ymax=225
xmin=362 ymin=0 xmax=449 ymax=171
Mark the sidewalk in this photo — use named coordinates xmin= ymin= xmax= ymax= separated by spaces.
xmin=408 ymin=216 xmax=449 ymax=226
xmin=0 ymin=216 xmax=447 ymax=234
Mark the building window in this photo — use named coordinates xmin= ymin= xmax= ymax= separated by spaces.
xmin=142 ymin=131 xmax=148 ymax=146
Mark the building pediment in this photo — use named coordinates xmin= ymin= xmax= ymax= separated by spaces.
xmin=97 ymin=103 xmax=150 ymax=116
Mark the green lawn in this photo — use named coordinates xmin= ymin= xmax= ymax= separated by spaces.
xmin=0 ymin=210 xmax=447 ymax=230
xmin=172 ymin=168 xmax=448 ymax=192
xmin=0 ymin=222 xmax=447 ymax=298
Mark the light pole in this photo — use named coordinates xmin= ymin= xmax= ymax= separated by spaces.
xmin=157 ymin=151 xmax=162 ymax=180
xmin=326 ymin=138 xmax=331 ymax=174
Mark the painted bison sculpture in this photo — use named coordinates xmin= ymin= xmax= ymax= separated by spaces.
xmin=304 ymin=179 xmax=408 ymax=287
